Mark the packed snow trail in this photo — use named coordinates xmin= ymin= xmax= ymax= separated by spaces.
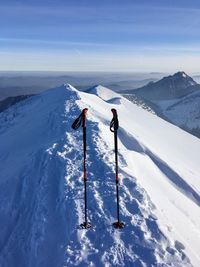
xmin=0 ymin=84 xmax=199 ymax=266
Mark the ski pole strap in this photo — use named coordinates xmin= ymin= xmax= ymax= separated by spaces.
xmin=110 ymin=108 xmax=119 ymax=132
xmin=71 ymin=108 xmax=88 ymax=130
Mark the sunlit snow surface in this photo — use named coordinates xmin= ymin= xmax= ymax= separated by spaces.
xmin=0 ymin=84 xmax=200 ymax=267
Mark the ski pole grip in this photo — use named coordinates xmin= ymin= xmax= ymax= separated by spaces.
xmin=111 ymin=108 xmax=117 ymax=117
xmin=71 ymin=108 xmax=88 ymax=130
xmin=110 ymin=109 xmax=119 ymax=132
xmin=83 ymin=108 xmax=88 ymax=115
xmin=83 ymin=108 xmax=88 ymax=128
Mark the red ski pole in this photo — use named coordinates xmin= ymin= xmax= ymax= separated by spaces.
xmin=110 ymin=109 xmax=125 ymax=229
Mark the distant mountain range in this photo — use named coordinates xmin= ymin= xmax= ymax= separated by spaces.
xmin=1 ymin=71 xmax=200 ymax=139
xmin=133 ymin=71 xmax=200 ymax=100
xmin=0 ymin=72 xmax=164 ymax=100
xmin=124 ymin=72 xmax=200 ymax=138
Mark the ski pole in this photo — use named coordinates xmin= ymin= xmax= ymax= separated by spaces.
xmin=110 ymin=109 xmax=125 ymax=229
xmin=72 ymin=108 xmax=91 ymax=229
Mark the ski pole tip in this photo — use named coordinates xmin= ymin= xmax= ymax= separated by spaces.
xmin=113 ymin=221 xmax=125 ymax=229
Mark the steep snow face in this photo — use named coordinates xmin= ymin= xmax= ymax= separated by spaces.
xmin=156 ymin=90 xmax=200 ymax=136
xmin=0 ymin=84 xmax=200 ymax=267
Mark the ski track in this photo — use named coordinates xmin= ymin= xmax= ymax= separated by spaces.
xmin=0 ymin=85 xmax=192 ymax=267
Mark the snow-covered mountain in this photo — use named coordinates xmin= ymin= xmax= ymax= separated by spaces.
xmin=156 ymin=89 xmax=200 ymax=137
xmin=133 ymin=71 xmax=199 ymax=101
xmin=124 ymin=72 xmax=200 ymax=138
xmin=0 ymin=84 xmax=200 ymax=267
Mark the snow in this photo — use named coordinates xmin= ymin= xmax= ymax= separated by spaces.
xmin=155 ymin=90 xmax=200 ymax=131
xmin=87 ymin=85 xmax=120 ymax=101
xmin=133 ymin=72 xmax=200 ymax=136
xmin=79 ymin=84 xmax=200 ymax=267
xmin=0 ymin=83 xmax=200 ymax=267
xmin=156 ymin=99 xmax=180 ymax=110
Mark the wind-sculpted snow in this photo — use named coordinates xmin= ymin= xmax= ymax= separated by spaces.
xmin=0 ymin=84 xmax=199 ymax=266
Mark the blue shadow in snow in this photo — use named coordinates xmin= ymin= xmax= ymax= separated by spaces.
xmin=147 ymin=150 xmax=200 ymax=207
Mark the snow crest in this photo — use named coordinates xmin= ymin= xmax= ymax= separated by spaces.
xmin=0 ymin=84 xmax=200 ymax=266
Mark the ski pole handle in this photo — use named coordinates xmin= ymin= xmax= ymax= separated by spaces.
xmin=83 ymin=108 xmax=88 ymax=128
xmin=71 ymin=108 xmax=88 ymax=130
xmin=110 ymin=108 xmax=119 ymax=132
xmin=111 ymin=108 xmax=117 ymax=117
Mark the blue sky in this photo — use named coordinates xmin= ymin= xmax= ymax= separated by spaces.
xmin=1 ymin=0 xmax=200 ymax=72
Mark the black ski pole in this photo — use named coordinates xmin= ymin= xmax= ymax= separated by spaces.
xmin=110 ymin=108 xmax=125 ymax=229
xmin=72 ymin=108 xmax=91 ymax=229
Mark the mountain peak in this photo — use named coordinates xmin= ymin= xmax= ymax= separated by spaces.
xmin=174 ymin=71 xmax=188 ymax=78
xmin=89 ymin=84 xmax=107 ymax=90
xmin=168 ymin=71 xmax=197 ymax=86
xmin=63 ymin=83 xmax=77 ymax=91
xmin=87 ymin=84 xmax=120 ymax=101
xmin=173 ymin=71 xmax=188 ymax=78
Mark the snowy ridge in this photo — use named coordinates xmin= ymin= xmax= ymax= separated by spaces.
xmin=87 ymin=85 xmax=121 ymax=102
xmin=0 ymin=84 xmax=200 ymax=267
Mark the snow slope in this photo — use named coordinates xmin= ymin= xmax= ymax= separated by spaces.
xmin=0 ymin=84 xmax=200 ymax=267
xmin=157 ymin=90 xmax=200 ymax=134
